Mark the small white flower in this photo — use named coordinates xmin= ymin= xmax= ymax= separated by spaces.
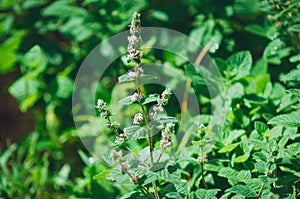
xmin=160 ymin=139 xmax=172 ymax=148
xmin=133 ymin=113 xmax=143 ymax=125
xmin=120 ymin=161 xmax=130 ymax=173
xmin=128 ymin=48 xmax=143 ymax=59
xmin=127 ymin=35 xmax=141 ymax=45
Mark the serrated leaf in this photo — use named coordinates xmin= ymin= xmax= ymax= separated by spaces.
xmin=174 ymin=181 xmax=188 ymax=195
xmin=166 ymin=192 xmax=184 ymax=199
xmin=255 ymin=161 xmax=268 ymax=173
xmin=218 ymin=167 xmax=239 ymax=185
xmin=268 ymin=110 xmax=300 ymax=127
xmin=287 ymin=89 xmax=300 ymax=99
xmin=231 ymin=185 xmax=257 ymax=197
xmin=119 ymin=191 xmax=140 ymax=199
xmin=226 ymin=50 xmax=252 ymax=79
xmin=280 ymin=69 xmax=300 ymax=82
xmin=156 ymin=116 xmax=178 ymax=124
xmin=119 ymin=95 xmax=138 ymax=105
xmin=143 ymin=93 xmax=160 ymax=105
xmin=254 ymin=121 xmax=269 ymax=135
xmin=124 ymin=126 xmax=147 ymax=140
xmin=142 ymin=171 xmax=158 ymax=185
xmin=195 ymin=188 xmax=220 ymax=199
xmin=93 ymin=169 xmax=113 ymax=180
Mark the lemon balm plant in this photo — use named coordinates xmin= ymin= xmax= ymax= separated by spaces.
xmin=94 ymin=12 xmax=179 ymax=199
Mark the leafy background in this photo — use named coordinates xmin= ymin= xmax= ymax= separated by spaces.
xmin=0 ymin=0 xmax=299 ymax=198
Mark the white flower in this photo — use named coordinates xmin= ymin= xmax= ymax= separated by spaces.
xmin=127 ymin=35 xmax=141 ymax=45
xmin=128 ymin=48 xmax=143 ymax=59
xmin=133 ymin=113 xmax=143 ymax=125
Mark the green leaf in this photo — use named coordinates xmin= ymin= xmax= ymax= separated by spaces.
xmin=263 ymin=39 xmax=292 ymax=65
xmin=195 ymin=188 xmax=220 ymax=199
xmin=174 ymin=181 xmax=188 ymax=195
xmin=23 ymin=45 xmax=47 ymax=73
xmin=119 ymin=191 xmax=140 ymax=199
xmin=255 ymin=161 xmax=268 ymax=173
xmin=42 ymin=1 xmax=88 ymax=18
xmin=156 ymin=116 xmax=178 ymax=124
xmin=0 ymin=31 xmax=24 ymax=74
xmin=254 ymin=121 xmax=269 ymax=135
xmin=8 ymin=77 xmax=41 ymax=112
xmin=234 ymin=154 xmax=250 ymax=163
xmin=245 ymin=24 xmax=278 ymax=40
xmin=123 ymin=126 xmax=147 ymax=140
xmin=59 ymin=18 xmax=93 ymax=42
xmin=166 ymin=192 xmax=184 ymax=199
xmin=142 ymin=171 xmax=158 ymax=185
xmin=287 ymin=89 xmax=300 ymax=99
xmin=0 ymin=144 xmax=17 ymax=167
xmin=93 ymin=169 xmax=113 ymax=180
xmin=268 ymin=110 xmax=300 ymax=127
xmin=55 ymin=76 xmax=74 ymax=99
xmin=226 ymin=50 xmax=252 ymax=80
xmin=288 ymin=24 xmax=300 ymax=33
xmin=280 ymin=69 xmax=300 ymax=82
xmin=231 ymin=185 xmax=257 ymax=197
xmin=148 ymin=10 xmax=169 ymax=22
xmin=289 ymin=53 xmax=300 ymax=63
xmin=218 ymin=143 xmax=239 ymax=153
xmin=218 ymin=167 xmax=239 ymax=185
xmin=142 ymin=93 xmax=160 ymax=105
xmin=118 ymin=73 xmax=135 ymax=83
xmin=119 ymin=95 xmax=138 ymax=105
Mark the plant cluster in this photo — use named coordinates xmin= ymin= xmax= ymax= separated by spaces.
xmin=0 ymin=0 xmax=299 ymax=198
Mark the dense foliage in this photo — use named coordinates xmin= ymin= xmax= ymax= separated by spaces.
xmin=0 ymin=0 xmax=299 ymax=198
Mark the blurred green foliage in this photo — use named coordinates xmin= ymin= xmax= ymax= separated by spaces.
xmin=0 ymin=0 xmax=299 ymax=198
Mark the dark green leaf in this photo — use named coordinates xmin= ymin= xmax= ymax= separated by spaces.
xmin=226 ymin=50 xmax=252 ymax=79
xmin=123 ymin=126 xmax=147 ymax=140
xmin=231 ymin=185 xmax=257 ymax=197
xmin=195 ymin=188 xmax=220 ymax=199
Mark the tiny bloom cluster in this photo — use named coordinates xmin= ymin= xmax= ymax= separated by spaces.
xmin=120 ymin=161 xmax=130 ymax=173
xmin=106 ymin=121 xmax=119 ymax=129
xmin=197 ymin=153 xmax=208 ymax=163
xmin=133 ymin=113 xmax=143 ymax=125
xmin=157 ymin=88 xmax=172 ymax=106
xmin=96 ymin=99 xmax=110 ymax=119
xmin=127 ymin=12 xmax=142 ymax=62
xmin=128 ymin=67 xmax=144 ymax=77
xmin=111 ymin=150 xmax=122 ymax=162
xmin=152 ymin=88 xmax=172 ymax=116
xmin=160 ymin=123 xmax=175 ymax=149
xmin=114 ymin=133 xmax=126 ymax=145
xmin=131 ymin=92 xmax=144 ymax=101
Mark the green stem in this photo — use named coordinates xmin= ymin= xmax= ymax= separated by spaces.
xmin=156 ymin=149 xmax=164 ymax=164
